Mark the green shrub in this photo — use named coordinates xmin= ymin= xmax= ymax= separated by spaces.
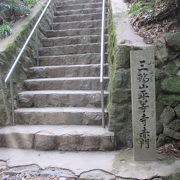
xmin=129 ymin=0 xmax=174 ymax=17
xmin=0 ymin=24 xmax=11 ymax=39
xmin=0 ymin=0 xmax=32 ymax=22
xmin=23 ymin=0 xmax=37 ymax=5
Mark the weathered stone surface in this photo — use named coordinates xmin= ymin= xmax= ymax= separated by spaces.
xmin=39 ymin=53 xmax=102 ymax=66
xmin=163 ymin=127 xmax=180 ymax=140
xmin=46 ymin=28 xmax=102 ymax=38
xmin=55 ymin=8 xmax=102 ymax=16
xmin=52 ymin=20 xmax=102 ymax=30
xmin=165 ymin=32 xmax=180 ymax=51
xmin=160 ymin=106 xmax=176 ymax=126
xmin=40 ymin=168 xmax=76 ymax=178
xmin=0 ymin=161 xmax=6 ymax=170
xmin=24 ymin=77 xmax=109 ymax=91
xmin=110 ymin=89 xmax=131 ymax=104
xmin=80 ymin=170 xmax=115 ymax=180
xmin=164 ymin=172 xmax=180 ymax=180
xmin=161 ymin=76 xmax=180 ymax=94
xmin=115 ymin=45 xmax=131 ymax=68
xmin=108 ymin=104 xmax=132 ymax=147
xmin=56 ymin=2 xmax=102 ymax=11
xmin=0 ymin=80 xmax=8 ymax=126
xmin=15 ymin=107 xmax=105 ymax=125
xmin=156 ymin=121 xmax=163 ymax=135
xmin=111 ymin=69 xmax=131 ymax=89
xmin=162 ymin=62 xmax=179 ymax=75
xmin=18 ymin=90 xmax=108 ymax=108
xmin=158 ymin=94 xmax=180 ymax=107
xmin=3 ymin=165 xmax=40 ymax=175
xmin=42 ymin=35 xmax=102 ymax=47
xmin=155 ymin=38 xmax=168 ymax=66
xmin=39 ymin=43 xmax=102 ymax=56
xmin=0 ymin=125 xmax=115 ymax=151
xmin=57 ymin=0 xmax=103 ymax=6
xmin=167 ymin=119 xmax=180 ymax=132
xmin=174 ymin=104 xmax=180 ymax=118
xmin=34 ymin=132 xmax=56 ymax=150
xmin=157 ymin=134 xmax=166 ymax=147
xmin=0 ymin=133 xmax=34 ymax=149
xmin=155 ymin=68 xmax=168 ymax=80
xmin=130 ymin=48 xmax=156 ymax=160
xmin=28 ymin=64 xmax=108 ymax=78
xmin=53 ymin=13 xmax=102 ymax=23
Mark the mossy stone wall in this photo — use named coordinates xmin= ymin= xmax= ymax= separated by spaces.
xmin=0 ymin=1 xmax=56 ymax=126
xmin=108 ymin=11 xmax=180 ymax=147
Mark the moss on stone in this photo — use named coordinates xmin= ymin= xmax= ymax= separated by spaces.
xmin=157 ymin=94 xmax=180 ymax=107
xmin=174 ymin=104 xmax=180 ymax=118
xmin=162 ymin=62 xmax=179 ymax=75
xmin=161 ymin=76 xmax=180 ymax=94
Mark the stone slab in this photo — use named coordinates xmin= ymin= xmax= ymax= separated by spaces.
xmin=110 ymin=0 xmax=145 ymax=46
xmin=0 ymin=148 xmax=179 ymax=179
xmin=130 ymin=47 xmax=156 ymax=161
xmin=0 ymin=125 xmax=115 ymax=151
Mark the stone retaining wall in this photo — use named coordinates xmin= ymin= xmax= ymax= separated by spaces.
xmin=108 ymin=4 xmax=180 ymax=147
xmin=0 ymin=0 xmax=56 ymax=126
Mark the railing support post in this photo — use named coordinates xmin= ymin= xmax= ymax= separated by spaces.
xmin=36 ymin=28 xmax=39 ymax=66
xmin=101 ymin=82 xmax=105 ymax=128
xmin=100 ymin=0 xmax=106 ymax=128
xmin=10 ymin=76 xmax=15 ymax=126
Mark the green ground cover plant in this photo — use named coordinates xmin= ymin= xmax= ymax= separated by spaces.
xmin=0 ymin=0 xmax=37 ymax=39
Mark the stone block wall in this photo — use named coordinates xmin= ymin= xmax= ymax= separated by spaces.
xmin=108 ymin=12 xmax=180 ymax=147
xmin=0 ymin=0 xmax=56 ymax=126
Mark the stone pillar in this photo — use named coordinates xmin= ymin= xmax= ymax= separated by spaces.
xmin=130 ymin=47 xmax=156 ymax=161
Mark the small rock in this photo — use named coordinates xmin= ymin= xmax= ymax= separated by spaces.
xmin=165 ymin=32 xmax=180 ymax=51
xmin=160 ymin=106 xmax=176 ymax=126
xmin=164 ymin=127 xmax=180 ymax=140
xmin=162 ymin=62 xmax=179 ymax=75
xmin=79 ymin=170 xmax=115 ymax=180
xmin=174 ymin=104 xmax=180 ymax=118
xmin=40 ymin=168 xmax=76 ymax=178
xmin=161 ymin=76 xmax=180 ymax=94
xmin=167 ymin=119 xmax=180 ymax=132
xmin=155 ymin=38 xmax=168 ymax=66
xmin=157 ymin=134 xmax=166 ymax=147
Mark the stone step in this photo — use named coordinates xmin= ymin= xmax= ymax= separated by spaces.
xmin=52 ymin=20 xmax=102 ymax=30
xmin=28 ymin=64 xmax=108 ymax=78
xmin=39 ymin=43 xmax=103 ymax=56
xmin=56 ymin=2 xmax=102 ymax=11
xmin=18 ymin=90 xmax=108 ymax=108
xmin=46 ymin=28 xmax=104 ymax=38
xmin=54 ymin=7 xmax=102 ymax=16
xmin=0 ymin=125 xmax=115 ymax=151
xmin=57 ymin=0 xmax=103 ymax=6
xmin=42 ymin=35 xmax=104 ymax=47
xmin=24 ymin=77 xmax=109 ymax=91
xmin=14 ymin=107 xmax=107 ymax=125
xmin=53 ymin=13 xmax=102 ymax=23
xmin=39 ymin=53 xmax=107 ymax=66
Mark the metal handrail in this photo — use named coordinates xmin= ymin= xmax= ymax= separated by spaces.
xmin=100 ymin=0 xmax=106 ymax=128
xmin=5 ymin=0 xmax=52 ymax=83
xmin=4 ymin=0 xmax=53 ymax=125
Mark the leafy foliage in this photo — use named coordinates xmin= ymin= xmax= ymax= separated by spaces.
xmin=0 ymin=24 xmax=11 ymax=39
xmin=0 ymin=0 xmax=37 ymax=39
xmin=23 ymin=0 xmax=37 ymax=5
xmin=130 ymin=0 xmax=174 ymax=17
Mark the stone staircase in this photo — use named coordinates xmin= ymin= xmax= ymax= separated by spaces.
xmin=0 ymin=0 xmax=116 ymax=151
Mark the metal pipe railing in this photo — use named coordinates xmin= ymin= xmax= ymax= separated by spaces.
xmin=4 ymin=0 xmax=53 ymax=125
xmin=100 ymin=0 xmax=106 ymax=128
